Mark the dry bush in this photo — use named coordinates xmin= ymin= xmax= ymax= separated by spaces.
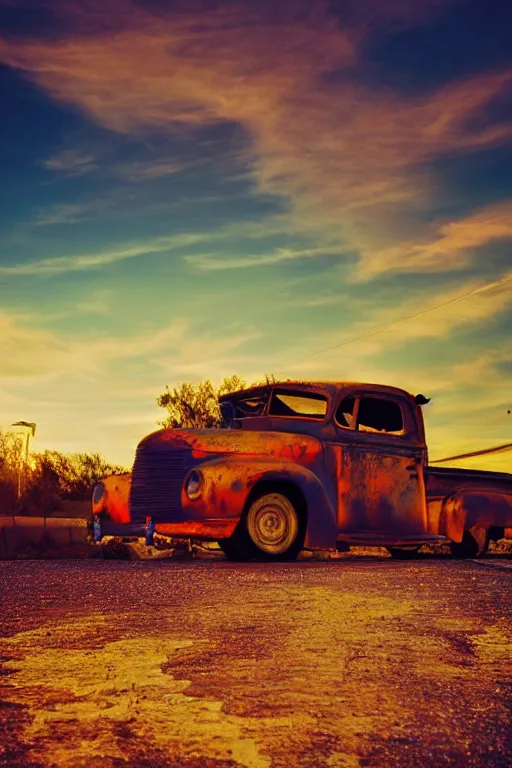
xmin=0 ymin=431 xmax=128 ymax=516
xmin=157 ymin=374 xmax=277 ymax=429
xmin=21 ymin=451 xmax=128 ymax=515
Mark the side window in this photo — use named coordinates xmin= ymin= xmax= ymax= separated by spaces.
xmin=357 ymin=397 xmax=404 ymax=435
xmin=335 ymin=396 xmax=357 ymax=429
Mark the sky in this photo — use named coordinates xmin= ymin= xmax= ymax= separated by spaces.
xmin=0 ymin=0 xmax=511 ymax=471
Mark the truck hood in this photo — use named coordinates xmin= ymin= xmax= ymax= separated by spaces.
xmin=136 ymin=427 xmax=322 ymax=463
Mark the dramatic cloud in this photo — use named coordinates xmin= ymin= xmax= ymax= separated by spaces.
xmin=1 ymin=2 xmax=510 ymax=278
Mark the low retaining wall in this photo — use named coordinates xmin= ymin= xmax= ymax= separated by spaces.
xmin=0 ymin=516 xmax=92 ymax=559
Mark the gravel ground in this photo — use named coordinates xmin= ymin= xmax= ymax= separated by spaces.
xmin=0 ymin=555 xmax=511 ymax=768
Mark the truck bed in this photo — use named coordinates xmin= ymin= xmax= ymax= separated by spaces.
xmin=427 ymin=466 xmax=512 ymax=499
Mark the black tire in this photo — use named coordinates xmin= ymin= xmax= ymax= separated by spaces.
xmin=387 ymin=546 xmax=422 ymax=560
xmin=244 ymin=492 xmax=305 ymax=561
xmin=220 ymin=491 xmax=305 ymax=562
xmin=218 ymin=536 xmax=253 ymax=562
xmin=450 ymin=527 xmax=489 ymax=559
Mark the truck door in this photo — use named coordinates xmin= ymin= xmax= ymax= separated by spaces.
xmin=333 ymin=393 xmax=428 ymax=540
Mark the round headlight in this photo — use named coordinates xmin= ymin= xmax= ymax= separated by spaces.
xmin=185 ymin=470 xmax=203 ymax=500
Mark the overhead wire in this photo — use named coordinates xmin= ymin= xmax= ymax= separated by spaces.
xmin=288 ymin=272 xmax=512 ymax=363
xmin=430 ymin=442 xmax=512 ymax=464
xmin=283 ymin=272 xmax=511 ymax=463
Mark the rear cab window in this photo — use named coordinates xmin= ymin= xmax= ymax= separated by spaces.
xmin=268 ymin=389 xmax=328 ymax=420
xmin=357 ymin=396 xmax=404 ymax=435
xmin=335 ymin=393 xmax=407 ymax=436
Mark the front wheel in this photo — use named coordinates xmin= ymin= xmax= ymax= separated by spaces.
xmin=245 ymin=492 xmax=304 ymax=561
xmin=221 ymin=492 xmax=305 ymax=561
xmin=450 ymin=526 xmax=489 ymax=558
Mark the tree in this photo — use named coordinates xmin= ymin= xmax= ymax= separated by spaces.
xmin=157 ymin=374 xmax=277 ymax=429
xmin=0 ymin=430 xmax=23 ymax=483
xmin=0 ymin=429 xmax=23 ymax=513
xmin=27 ymin=451 xmax=128 ymax=502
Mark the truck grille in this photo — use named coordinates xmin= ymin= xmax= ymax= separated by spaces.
xmin=129 ymin=448 xmax=190 ymax=523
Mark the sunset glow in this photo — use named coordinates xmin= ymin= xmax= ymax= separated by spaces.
xmin=0 ymin=0 xmax=511 ymax=470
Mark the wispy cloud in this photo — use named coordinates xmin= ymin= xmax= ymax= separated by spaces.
xmin=73 ymin=289 xmax=113 ymax=316
xmin=0 ymin=233 xmax=209 ymax=276
xmin=4 ymin=215 xmax=318 ymax=277
xmin=41 ymin=148 xmax=99 ymax=176
xmin=283 ymin=293 xmax=344 ymax=308
xmin=0 ymin=309 xmax=260 ymax=381
xmin=36 ymin=201 xmax=109 ymax=226
xmin=350 ymin=272 xmax=512 ymax=344
xmin=279 ymin=271 xmax=512 ymax=368
xmin=185 ymin=245 xmax=342 ymax=270
xmin=353 ymin=201 xmax=512 ymax=280
xmin=114 ymin=158 xmax=193 ymax=182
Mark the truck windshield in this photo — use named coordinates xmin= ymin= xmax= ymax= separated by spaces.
xmin=223 ymin=393 xmax=269 ymax=420
xmin=269 ymin=390 xmax=328 ymax=420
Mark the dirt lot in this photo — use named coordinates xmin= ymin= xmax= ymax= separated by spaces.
xmin=0 ymin=555 xmax=511 ymax=767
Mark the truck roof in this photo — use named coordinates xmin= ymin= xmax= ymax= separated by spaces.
xmin=219 ymin=380 xmax=418 ymax=402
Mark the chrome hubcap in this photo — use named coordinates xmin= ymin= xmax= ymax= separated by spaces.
xmin=247 ymin=495 xmax=299 ymax=555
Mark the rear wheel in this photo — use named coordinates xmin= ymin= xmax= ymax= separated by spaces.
xmin=387 ymin=546 xmax=422 ymax=560
xmin=450 ymin=526 xmax=489 ymax=558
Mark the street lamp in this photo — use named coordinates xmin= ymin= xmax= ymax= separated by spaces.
xmin=11 ymin=421 xmax=36 ymax=498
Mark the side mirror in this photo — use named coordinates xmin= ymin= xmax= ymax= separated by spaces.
xmin=414 ymin=394 xmax=430 ymax=406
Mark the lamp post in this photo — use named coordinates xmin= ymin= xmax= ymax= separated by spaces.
xmin=11 ymin=421 xmax=36 ymax=498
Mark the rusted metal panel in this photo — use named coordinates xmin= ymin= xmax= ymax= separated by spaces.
xmin=153 ymin=453 xmax=337 ymax=549
xmin=334 ymin=445 xmax=427 ymax=536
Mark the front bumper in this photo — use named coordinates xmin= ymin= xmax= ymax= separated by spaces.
xmin=88 ymin=516 xmax=146 ymax=542
xmin=88 ymin=516 xmax=237 ymax=543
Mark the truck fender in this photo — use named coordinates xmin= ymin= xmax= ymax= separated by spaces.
xmin=438 ymin=490 xmax=512 ymax=542
xmin=189 ymin=456 xmax=337 ymax=549
xmin=92 ymin=474 xmax=132 ymax=524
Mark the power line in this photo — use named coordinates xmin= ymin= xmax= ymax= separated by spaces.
xmin=430 ymin=442 xmax=512 ymax=464
xmin=290 ymin=273 xmax=512 ymax=363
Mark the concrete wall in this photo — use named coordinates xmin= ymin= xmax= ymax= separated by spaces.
xmin=50 ymin=500 xmax=91 ymax=518
xmin=0 ymin=516 xmax=92 ymax=559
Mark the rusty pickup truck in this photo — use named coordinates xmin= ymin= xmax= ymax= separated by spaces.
xmin=94 ymin=381 xmax=512 ymax=560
